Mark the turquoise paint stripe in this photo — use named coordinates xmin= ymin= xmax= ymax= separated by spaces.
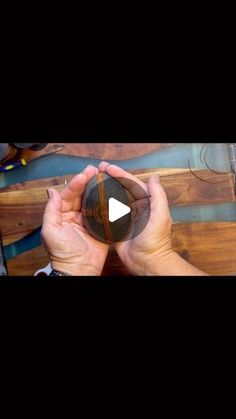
xmin=2 ymin=143 xmax=236 ymax=260
xmin=170 ymin=202 xmax=236 ymax=222
xmin=0 ymin=143 xmax=231 ymax=189
xmin=4 ymin=202 xmax=236 ymax=261
xmin=4 ymin=227 xmax=42 ymax=261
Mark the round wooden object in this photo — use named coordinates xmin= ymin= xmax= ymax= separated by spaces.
xmin=82 ymin=173 xmax=132 ymax=243
xmin=82 ymin=173 xmax=151 ymax=244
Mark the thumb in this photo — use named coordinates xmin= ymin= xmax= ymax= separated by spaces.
xmin=43 ymin=188 xmax=62 ymax=228
xmin=148 ymin=174 xmax=172 ymax=222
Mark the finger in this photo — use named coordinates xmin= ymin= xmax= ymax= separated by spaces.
xmin=99 ymin=161 xmax=145 ymax=187
xmin=98 ymin=161 xmax=111 ymax=171
xmin=61 ymin=165 xmax=98 ymax=211
xmin=43 ymin=188 xmax=62 ymax=229
xmin=61 ymin=165 xmax=97 ymax=202
xmin=83 ymin=164 xmax=99 ymax=178
xmin=61 ymin=211 xmax=84 ymax=226
xmin=98 ymin=161 xmax=148 ymax=198
xmin=148 ymin=174 xmax=172 ymax=222
xmin=73 ymin=212 xmax=84 ymax=226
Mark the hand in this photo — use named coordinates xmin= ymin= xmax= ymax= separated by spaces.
xmin=98 ymin=162 xmax=208 ymax=276
xmin=98 ymin=162 xmax=173 ymax=275
xmin=41 ymin=165 xmax=109 ymax=276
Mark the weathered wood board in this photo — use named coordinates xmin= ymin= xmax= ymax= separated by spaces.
xmin=0 ymin=168 xmax=234 ymax=246
xmin=0 ymin=169 xmax=235 ymax=246
xmin=6 ymin=222 xmax=236 ymax=276
xmin=0 ymin=168 xmax=194 ymax=192
xmin=19 ymin=143 xmax=175 ymax=161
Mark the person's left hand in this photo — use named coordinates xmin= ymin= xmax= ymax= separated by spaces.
xmin=41 ymin=165 xmax=109 ymax=275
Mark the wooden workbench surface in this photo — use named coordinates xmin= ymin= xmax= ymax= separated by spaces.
xmin=1 ymin=143 xmax=236 ymax=276
xmin=6 ymin=221 xmax=236 ymax=276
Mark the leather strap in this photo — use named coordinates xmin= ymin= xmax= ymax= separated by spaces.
xmin=81 ymin=173 xmax=112 ymax=243
xmin=96 ymin=173 xmax=112 ymax=243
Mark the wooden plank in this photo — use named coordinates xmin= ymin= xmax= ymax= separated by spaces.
xmin=132 ymin=168 xmax=235 ymax=206
xmin=19 ymin=143 xmax=175 ymax=161
xmin=7 ymin=222 xmax=236 ymax=276
xmin=1 ymin=168 xmax=234 ymax=205
xmin=7 ymin=246 xmax=50 ymax=277
xmin=0 ymin=169 xmax=235 ymax=246
xmin=0 ymin=168 xmax=195 ymax=192
xmin=171 ymin=222 xmax=236 ymax=275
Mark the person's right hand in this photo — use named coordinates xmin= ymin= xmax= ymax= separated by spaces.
xmin=98 ymin=162 xmax=174 ymax=275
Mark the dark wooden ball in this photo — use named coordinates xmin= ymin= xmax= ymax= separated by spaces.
xmin=82 ymin=173 xmax=132 ymax=243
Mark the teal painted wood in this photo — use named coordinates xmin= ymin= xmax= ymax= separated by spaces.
xmin=2 ymin=142 xmax=236 ymax=260
xmin=0 ymin=142 xmax=235 ymax=226
xmin=5 ymin=201 xmax=236 ymax=261
xmin=0 ymin=143 xmax=231 ymax=187
xmin=4 ymin=227 xmax=41 ymax=260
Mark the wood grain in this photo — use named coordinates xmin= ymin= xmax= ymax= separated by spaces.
xmin=19 ymin=143 xmax=175 ymax=161
xmin=7 ymin=222 xmax=236 ymax=276
xmin=171 ymin=222 xmax=236 ymax=275
xmin=0 ymin=168 xmax=195 ymax=192
xmin=0 ymin=169 xmax=235 ymax=246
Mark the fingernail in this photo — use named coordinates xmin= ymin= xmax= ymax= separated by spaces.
xmin=155 ymin=174 xmax=160 ymax=183
xmin=100 ymin=161 xmax=109 ymax=168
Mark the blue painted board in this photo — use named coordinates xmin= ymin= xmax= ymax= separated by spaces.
xmin=1 ymin=142 xmax=236 ymax=260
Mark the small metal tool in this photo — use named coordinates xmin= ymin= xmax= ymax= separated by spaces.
xmin=34 ymin=262 xmax=52 ymax=276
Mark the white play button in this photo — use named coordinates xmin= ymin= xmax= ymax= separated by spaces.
xmin=108 ymin=197 xmax=131 ymax=223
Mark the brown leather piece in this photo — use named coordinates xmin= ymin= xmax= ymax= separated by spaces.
xmin=96 ymin=172 xmax=112 ymax=243
xmin=81 ymin=208 xmax=93 ymax=216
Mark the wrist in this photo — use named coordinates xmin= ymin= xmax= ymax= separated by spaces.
xmin=130 ymin=246 xmax=174 ymax=276
xmin=137 ymin=249 xmax=175 ymax=276
xmin=51 ymin=261 xmax=102 ymax=276
xmin=144 ymin=250 xmax=178 ymax=276
xmin=145 ymin=250 xmax=208 ymax=276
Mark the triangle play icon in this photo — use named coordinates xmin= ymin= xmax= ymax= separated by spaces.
xmin=108 ymin=198 xmax=131 ymax=223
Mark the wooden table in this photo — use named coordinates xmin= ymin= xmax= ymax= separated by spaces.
xmin=1 ymin=142 xmax=236 ymax=276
